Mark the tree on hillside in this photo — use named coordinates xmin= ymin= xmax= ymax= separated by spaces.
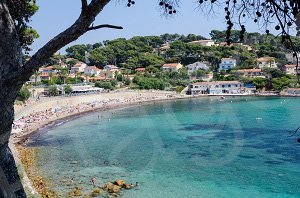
xmin=0 ymin=0 xmax=300 ymax=196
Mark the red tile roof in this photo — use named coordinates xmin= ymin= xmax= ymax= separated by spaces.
xmin=135 ymin=68 xmax=145 ymax=71
xmin=284 ymin=64 xmax=297 ymax=68
xmin=163 ymin=63 xmax=180 ymax=68
xmin=236 ymin=69 xmax=262 ymax=73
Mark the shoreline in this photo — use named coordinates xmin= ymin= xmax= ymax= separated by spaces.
xmin=10 ymin=90 xmax=196 ymax=196
xmin=9 ymin=90 xmax=298 ymax=196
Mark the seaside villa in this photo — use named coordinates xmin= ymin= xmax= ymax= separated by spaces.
xmin=218 ymin=58 xmax=237 ymax=72
xmin=188 ymin=40 xmax=215 ymax=47
xmin=257 ymin=57 xmax=277 ymax=69
xmin=187 ymin=61 xmax=210 ymax=75
xmin=234 ymin=69 xmax=265 ymax=78
xmin=187 ymin=81 xmax=244 ymax=95
xmin=282 ymin=64 xmax=299 ymax=75
xmin=162 ymin=63 xmax=183 ymax=71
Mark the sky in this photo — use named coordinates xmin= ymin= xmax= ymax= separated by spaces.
xmin=29 ymin=0 xmax=297 ymax=54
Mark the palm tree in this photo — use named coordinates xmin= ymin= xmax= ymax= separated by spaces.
xmin=33 ymin=70 xmax=41 ymax=85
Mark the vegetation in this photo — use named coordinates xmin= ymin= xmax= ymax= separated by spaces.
xmin=48 ymin=85 xmax=59 ymax=96
xmin=95 ymin=81 xmax=115 ymax=90
xmin=64 ymin=85 xmax=73 ymax=94
xmin=16 ymin=86 xmax=31 ymax=103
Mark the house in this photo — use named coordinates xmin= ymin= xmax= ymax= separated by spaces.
xmin=188 ymin=40 xmax=215 ymax=47
xmin=39 ymin=73 xmax=51 ymax=81
xmin=102 ymin=65 xmax=120 ymax=79
xmin=190 ymin=72 xmax=213 ymax=82
xmin=281 ymin=88 xmax=300 ymax=96
xmin=70 ymin=62 xmax=87 ymax=73
xmin=187 ymin=61 xmax=210 ymax=75
xmin=135 ymin=68 xmax=146 ymax=73
xmin=282 ymin=64 xmax=299 ymax=75
xmin=103 ymin=65 xmax=119 ymax=71
xmin=188 ymin=81 xmax=244 ymax=95
xmin=218 ymin=58 xmax=237 ymax=72
xmin=28 ymin=74 xmax=41 ymax=83
xmin=162 ymin=63 xmax=183 ymax=71
xmin=84 ymin=66 xmax=101 ymax=76
xmin=40 ymin=66 xmax=59 ymax=74
xmin=257 ymin=57 xmax=277 ymax=69
xmin=235 ymin=69 xmax=265 ymax=78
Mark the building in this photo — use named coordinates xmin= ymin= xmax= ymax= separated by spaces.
xmin=162 ymin=63 xmax=183 ymax=72
xmin=282 ymin=64 xmax=299 ymax=75
xmin=257 ymin=57 xmax=277 ymax=69
xmin=188 ymin=40 xmax=215 ymax=47
xmin=281 ymin=88 xmax=300 ymax=96
xmin=187 ymin=61 xmax=210 ymax=75
xmin=218 ymin=58 xmax=237 ymax=72
xmin=84 ymin=66 xmax=101 ymax=76
xmin=102 ymin=65 xmax=120 ymax=79
xmin=235 ymin=69 xmax=265 ymax=78
xmin=188 ymin=81 xmax=244 ymax=95
xmin=70 ymin=62 xmax=87 ymax=73
xmin=135 ymin=68 xmax=146 ymax=73
xmin=39 ymin=73 xmax=51 ymax=81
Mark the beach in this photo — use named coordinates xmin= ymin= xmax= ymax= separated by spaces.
xmin=10 ymin=90 xmax=191 ymax=196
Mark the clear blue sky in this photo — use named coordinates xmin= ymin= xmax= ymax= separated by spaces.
xmin=29 ymin=0 xmax=297 ymax=54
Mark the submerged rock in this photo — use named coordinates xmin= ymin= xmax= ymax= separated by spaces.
xmin=102 ymin=182 xmax=121 ymax=193
xmin=91 ymin=188 xmax=102 ymax=197
xmin=114 ymin=180 xmax=124 ymax=186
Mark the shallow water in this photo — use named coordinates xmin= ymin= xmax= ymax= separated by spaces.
xmin=28 ymin=97 xmax=300 ymax=197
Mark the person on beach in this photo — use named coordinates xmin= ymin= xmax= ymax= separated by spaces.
xmin=91 ymin=177 xmax=96 ymax=187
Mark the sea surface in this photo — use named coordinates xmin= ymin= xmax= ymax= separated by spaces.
xmin=28 ymin=97 xmax=300 ymax=197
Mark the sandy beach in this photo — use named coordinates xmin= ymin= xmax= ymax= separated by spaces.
xmin=10 ymin=89 xmax=192 ymax=196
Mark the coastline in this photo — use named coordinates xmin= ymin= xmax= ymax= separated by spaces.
xmin=10 ymin=90 xmax=197 ymax=196
xmin=10 ymin=90 xmax=298 ymax=196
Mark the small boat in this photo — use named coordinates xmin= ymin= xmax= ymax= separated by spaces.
xmin=220 ymin=96 xmax=225 ymax=100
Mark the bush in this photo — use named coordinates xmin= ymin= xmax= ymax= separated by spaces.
xmin=64 ymin=85 xmax=73 ymax=94
xmin=124 ymin=78 xmax=131 ymax=85
xmin=17 ymin=86 xmax=31 ymax=102
xmin=116 ymin=74 xmax=123 ymax=81
xmin=176 ymin=86 xmax=185 ymax=93
xmin=95 ymin=81 xmax=114 ymax=90
xmin=49 ymin=85 xmax=59 ymax=96
xmin=135 ymin=77 xmax=165 ymax=90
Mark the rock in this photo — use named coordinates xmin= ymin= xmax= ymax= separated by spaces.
xmin=70 ymin=161 xmax=78 ymax=164
xmin=102 ymin=182 xmax=121 ymax=193
xmin=114 ymin=179 xmax=125 ymax=186
xmin=68 ymin=187 xmax=82 ymax=197
xmin=122 ymin=183 xmax=132 ymax=189
xmin=91 ymin=188 xmax=102 ymax=197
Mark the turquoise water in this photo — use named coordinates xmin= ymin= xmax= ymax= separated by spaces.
xmin=28 ymin=97 xmax=300 ymax=197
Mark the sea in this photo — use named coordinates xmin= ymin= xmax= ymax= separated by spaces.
xmin=27 ymin=96 xmax=300 ymax=197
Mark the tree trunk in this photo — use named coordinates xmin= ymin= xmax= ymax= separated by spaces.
xmin=296 ymin=14 xmax=300 ymax=37
xmin=0 ymin=0 xmax=27 ymax=197
xmin=0 ymin=85 xmax=25 ymax=198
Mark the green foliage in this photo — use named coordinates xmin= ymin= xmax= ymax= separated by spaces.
xmin=94 ymin=81 xmax=114 ymax=90
xmin=124 ymin=78 xmax=131 ymax=85
xmin=64 ymin=85 xmax=73 ymax=94
xmin=116 ymin=74 xmax=123 ymax=81
xmin=272 ymin=77 xmax=291 ymax=91
xmin=48 ymin=85 xmax=59 ymax=96
xmin=252 ymin=78 xmax=267 ymax=90
xmin=176 ymin=86 xmax=185 ymax=93
xmin=133 ymin=76 xmax=165 ymax=90
xmin=17 ymin=86 xmax=31 ymax=102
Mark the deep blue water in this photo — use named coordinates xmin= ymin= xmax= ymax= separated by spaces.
xmin=28 ymin=97 xmax=300 ymax=197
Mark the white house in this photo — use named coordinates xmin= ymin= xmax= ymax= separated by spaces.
xmin=257 ymin=57 xmax=277 ymax=69
xmin=187 ymin=61 xmax=210 ymax=75
xmin=162 ymin=63 xmax=183 ymax=71
xmin=84 ymin=66 xmax=101 ymax=76
xmin=218 ymin=58 xmax=237 ymax=72
xmin=188 ymin=40 xmax=215 ymax=47
xmin=70 ymin=62 xmax=87 ymax=73
xmin=282 ymin=64 xmax=299 ymax=75
xmin=188 ymin=81 xmax=244 ymax=95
